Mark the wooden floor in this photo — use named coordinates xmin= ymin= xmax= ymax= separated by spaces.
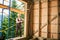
xmin=7 ymin=37 xmax=58 ymax=40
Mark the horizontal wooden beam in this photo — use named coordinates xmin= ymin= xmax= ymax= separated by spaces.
xmin=18 ymin=0 xmax=27 ymax=3
xmin=0 ymin=4 xmax=24 ymax=14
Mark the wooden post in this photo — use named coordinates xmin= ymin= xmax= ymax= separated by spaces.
xmin=48 ymin=0 xmax=51 ymax=38
xmin=39 ymin=0 xmax=41 ymax=37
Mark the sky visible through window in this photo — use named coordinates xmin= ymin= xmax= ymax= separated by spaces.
xmin=0 ymin=0 xmax=24 ymax=15
xmin=0 ymin=0 xmax=24 ymax=28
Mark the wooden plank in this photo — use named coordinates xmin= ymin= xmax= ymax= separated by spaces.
xmin=0 ymin=4 xmax=24 ymax=14
xmin=18 ymin=0 xmax=27 ymax=3
xmin=8 ymin=37 xmax=25 ymax=40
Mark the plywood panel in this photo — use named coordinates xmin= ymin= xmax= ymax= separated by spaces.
xmin=34 ymin=10 xmax=39 ymax=16
xmin=51 ymin=25 xmax=58 ymax=33
xmin=34 ymin=4 xmax=39 ymax=9
xmin=51 ymin=33 xmax=58 ymax=39
xmin=33 ymin=2 xmax=39 ymax=37
xmin=50 ymin=7 xmax=58 ymax=20
xmin=41 ymin=16 xmax=48 ymax=26
xmin=49 ymin=0 xmax=58 ymax=39
xmin=50 ymin=7 xmax=58 ymax=15
xmin=51 ymin=18 xmax=58 ymax=25
xmin=41 ymin=8 xmax=48 ymax=16
xmin=34 ymin=16 xmax=39 ymax=23
xmin=33 ymin=23 xmax=39 ymax=37
xmin=51 ymin=18 xmax=58 ymax=39
xmin=41 ymin=8 xmax=48 ymax=27
xmin=50 ymin=1 xmax=58 ymax=7
xmin=41 ymin=25 xmax=48 ymax=38
xmin=41 ymin=25 xmax=48 ymax=32
xmin=41 ymin=2 xmax=48 ymax=8
xmin=41 ymin=1 xmax=48 ymax=38
xmin=41 ymin=0 xmax=48 ymax=3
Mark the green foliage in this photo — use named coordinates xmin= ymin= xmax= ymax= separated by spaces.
xmin=12 ymin=0 xmax=17 ymax=8
xmin=2 ymin=0 xmax=24 ymax=39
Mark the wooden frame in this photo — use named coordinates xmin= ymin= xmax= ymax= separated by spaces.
xmin=0 ymin=4 xmax=24 ymax=14
xmin=0 ymin=0 xmax=27 ymax=38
